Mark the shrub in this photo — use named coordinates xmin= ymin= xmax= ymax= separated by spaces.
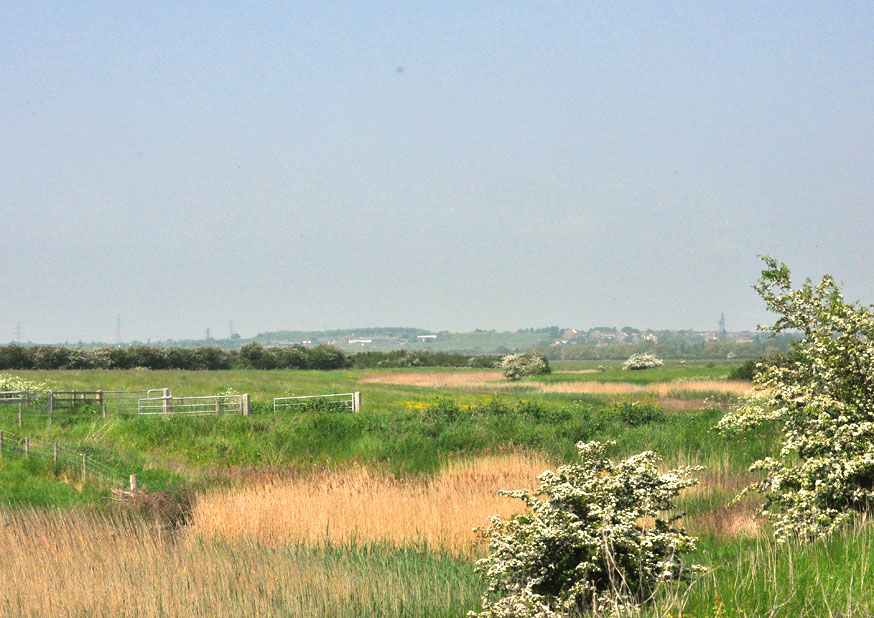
xmin=468 ymin=355 xmax=499 ymax=369
xmin=718 ymin=257 xmax=874 ymax=542
xmin=609 ymin=397 xmax=667 ymax=426
xmin=727 ymin=359 xmax=756 ymax=381
xmin=622 ymin=353 xmax=663 ymax=371
xmin=472 ymin=441 xmax=702 ymax=617
xmin=500 ymin=353 xmax=551 ymax=381
xmin=0 ymin=373 xmax=50 ymax=394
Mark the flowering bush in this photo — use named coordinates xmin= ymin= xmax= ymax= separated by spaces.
xmin=0 ymin=373 xmax=50 ymax=394
xmin=717 ymin=257 xmax=874 ymax=542
xmin=500 ymin=354 xmax=551 ymax=381
xmin=472 ymin=441 xmax=702 ymax=617
xmin=622 ymin=353 xmax=663 ymax=371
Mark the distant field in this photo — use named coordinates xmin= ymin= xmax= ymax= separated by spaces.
xmin=334 ymin=330 xmax=550 ymax=353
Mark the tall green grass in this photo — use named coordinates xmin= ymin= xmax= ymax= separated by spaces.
xmin=649 ymin=521 xmax=874 ymax=617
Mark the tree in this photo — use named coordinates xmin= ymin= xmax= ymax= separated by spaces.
xmin=499 ymin=353 xmax=551 ymax=381
xmin=472 ymin=441 xmax=702 ymax=617
xmin=718 ymin=257 xmax=874 ymax=541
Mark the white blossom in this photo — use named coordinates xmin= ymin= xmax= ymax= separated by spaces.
xmin=471 ymin=441 xmax=702 ymax=617
xmin=717 ymin=257 xmax=874 ymax=542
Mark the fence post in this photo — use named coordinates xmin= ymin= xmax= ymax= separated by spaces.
xmin=353 ymin=391 xmax=362 ymax=413
xmin=129 ymin=474 xmax=138 ymax=493
xmin=24 ymin=437 xmax=29 ymax=457
xmin=162 ymin=388 xmax=170 ymax=414
xmin=18 ymin=401 xmax=22 ymax=427
xmin=215 ymin=400 xmax=221 ymax=415
xmin=102 ymin=404 xmax=107 ymax=419
xmin=47 ymin=390 xmax=54 ymax=413
xmin=54 ymin=443 xmax=58 ymax=465
xmin=82 ymin=453 xmax=87 ymax=479
xmin=96 ymin=390 xmax=103 ymax=405
xmin=0 ymin=430 xmax=3 ymax=456
xmin=242 ymin=394 xmax=250 ymax=416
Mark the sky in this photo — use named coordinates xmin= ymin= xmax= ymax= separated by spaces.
xmin=2 ymin=2 xmax=873 ymax=343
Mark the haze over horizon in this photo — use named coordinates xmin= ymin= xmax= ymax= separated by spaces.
xmin=3 ymin=3 xmax=873 ymax=344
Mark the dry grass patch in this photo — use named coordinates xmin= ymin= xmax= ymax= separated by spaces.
xmin=686 ymin=498 xmax=765 ymax=539
xmin=0 ymin=509 xmax=480 ymax=617
xmin=191 ymin=454 xmax=549 ymax=557
xmin=358 ymin=370 xmax=504 ymax=389
xmin=537 ymin=379 xmax=755 ymax=397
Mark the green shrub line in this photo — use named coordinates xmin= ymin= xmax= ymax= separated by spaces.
xmin=0 ymin=344 xmax=503 ymax=372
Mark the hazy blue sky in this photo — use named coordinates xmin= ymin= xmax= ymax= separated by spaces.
xmin=3 ymin=2 xmax=873 ymax=343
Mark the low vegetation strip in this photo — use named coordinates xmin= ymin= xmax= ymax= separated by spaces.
xmin=359 ymin=371 xmax=755 ymax=398
xmin=192 ymin=454 xmax=548 ymax=557
xmin=536 ymin=379 xmax=754 ymax=396
xmin=358 ymin=370 xmax=504 ymax=387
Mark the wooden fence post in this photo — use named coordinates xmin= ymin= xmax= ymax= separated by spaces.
xmin=47 ymin=391 xmax=54 ymax=413
xmin=82 ymin=453 xmax=87 ymax=479
xmin=102 ymin=404 xmax=107 ymax=419
xmin=54 ymin=443 xmax=58 ymax=465
xmin=0 ymin=430 xmax=3 ymax=456
xmin=215 ymin=399 xmax=221 ymax=415
xmin=242 ymin=394 xmax=250 ymax=416
xmin=162 ymin=388 xmax=170 ymax=415
xmin=129 ymin=474 xmax=138 ymax=493
xmin=24 ymin=437 xmax=29 ymax=457
xmin=18 ymin=401 xmax=22 ymax=427
xmin=96 ymin=390 xmax=103 ymax=405
xmin=353 ymin=391 xmax=362 ymax=413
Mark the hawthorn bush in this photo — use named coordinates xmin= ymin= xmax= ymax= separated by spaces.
xmin=499 ymin=353 xmax=551 ymax=381
xmin=472 ymin=441 xmax=702 ymax=617
xmin=718 ymin=257 xmax=874 ymax=541
xmin=622 ymin=353 xmax=663 ymax=371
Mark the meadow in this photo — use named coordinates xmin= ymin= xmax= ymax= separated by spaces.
xmin=1 ymin=362 xmax=870 ymax=616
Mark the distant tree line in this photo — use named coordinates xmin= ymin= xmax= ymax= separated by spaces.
xmin=0 ymin=344 xmax=500 ymax=371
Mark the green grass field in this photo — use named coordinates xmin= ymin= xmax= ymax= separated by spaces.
xmin=0 ymin=363 xmax=868 ymax=617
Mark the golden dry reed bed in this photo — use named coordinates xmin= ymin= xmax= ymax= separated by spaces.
xmin=360 ymin=371 xmax=755 ymax=397
xmin=0 ymin=509 xmax=478 ymax=617
xmin=536 ymin=379 xmax=754 ymax=396
xmin=0 ymin=456 xmax=765 ymax=616
xmin=192 ymin=454 xmax=548 ymax=557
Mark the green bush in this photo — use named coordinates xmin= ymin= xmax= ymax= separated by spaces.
xmin=609 ymin=398 xmax=667 ymax=426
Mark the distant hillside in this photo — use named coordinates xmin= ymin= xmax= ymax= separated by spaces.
xmin=17 ymin=325 xmax=797 ymax=359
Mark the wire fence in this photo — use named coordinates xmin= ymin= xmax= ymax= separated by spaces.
xmin=2 ymin=386 xmax=350 ymax=423
xmin=0 ymin=430 xmax=127 ymax=488
xmin=137 ymin=394 xmax=246 ymax=416
xmin=274 ymin=392 xmax=361 ymax=413
xmin=49 ymin=389 xmax=169 ymax=413
xmin=0 ymin=391 xmax=39 ymax=406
